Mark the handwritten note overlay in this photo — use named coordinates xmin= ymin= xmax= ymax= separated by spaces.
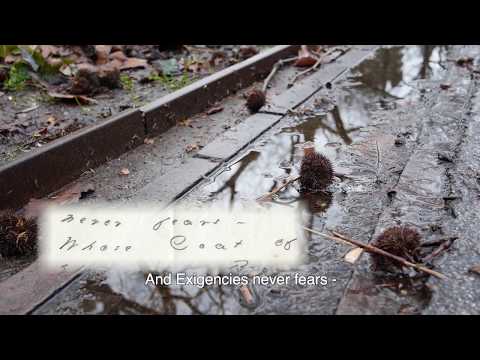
xmin=39 ymin=205 xmax=305 ymax=272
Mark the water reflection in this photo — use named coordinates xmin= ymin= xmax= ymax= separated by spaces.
xmin=351 ymin=45 xmax=448 ymax=99
xmin=203 ymin=111 xmax=357 ymax=210
xmin=54 ymin=45 xmax=451 ymax=315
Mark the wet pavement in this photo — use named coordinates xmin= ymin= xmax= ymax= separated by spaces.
xmin=30 ymin=45 xmax=480 ymax=314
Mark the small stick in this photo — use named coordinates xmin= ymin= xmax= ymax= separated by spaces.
xmin=288 ymin=47 xmax=349 ymax=88
xmin=423 ymin=238 xmax=456 ymax=263
xmin=256 ymin=176 xmax=300 ymax=202
xmin=303 ymin=227 xmax=447 ymax=280
xmin=239 ymin=285 xmax=254 ymax=305
xmin=288 ymin=58 xmax=322 ymax=88
xmin=262 ymin=57 xmax=297 ymax=93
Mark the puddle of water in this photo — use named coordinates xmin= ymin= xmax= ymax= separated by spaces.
xmin=349 ymin=45 xmax=448 ymax=100
xmin=342 ymin=272 xmax=433 ymax=315
xmin=51 ymin=46 xmax=451 ymax=315
xmin=202 ymin=111 xmax=356 ymax=209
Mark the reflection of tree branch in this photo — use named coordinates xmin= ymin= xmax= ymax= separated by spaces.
xmin=330 ymin=106 xmax=352 ymax=145
xmin=418 ymin=45 xmax=435 ymax=80
xmin=210 ymin=152 xmax=260 ymax=203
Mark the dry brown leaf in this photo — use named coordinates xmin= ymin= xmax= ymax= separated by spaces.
xmin=239 ymin=285 xmax=254 ymax=305
xmin=4 ymin=54 xmax=19 ymax=64
xmin=46 ymin=116 xmax=56 ymax=126
xmin=144 ymin=138 xmax=154 ymax=145
xmin=185 ymin=143 xmax=199 ymax=153
xmin=186 ymin=61 xmax=205 ymax=73
xmin=119 ymin=168 xmax=130 ymax=176
xmin=178 ymin=119 xmax=193 ymax=127
xmin=24 ymin=183 xmax=95 ymax=219
xmin=294 ymin=45 xmax=318 ymax=68
xmin=50 ymin=183 xmax=95 ymax=204
xmin=109 ymin=51 xmax=128 ymax=62
xmin=469 ymin=265 xmax=480 ymax=275
xmin=344 ymin=247 xmax=364 ymax=264
xmin=119 ymin=58 xmax=148 ymax=70
xmin=39 ymin=45 xmax=60 ymax=59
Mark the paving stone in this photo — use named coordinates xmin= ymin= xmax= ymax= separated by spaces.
xmin=134 ymin=157 xmax=220 ymax=203
xmin=263 ymin=46 xmax=378 ymax=114
xmin=195 ymin=113 xmax=283 ymax=161
xmin=0 ymin=261 xmax=82 ymax=315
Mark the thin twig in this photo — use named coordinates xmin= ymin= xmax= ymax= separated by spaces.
xmin=423 ymin=237 xmax=456 ymax=263
xmin=262 ymin=57 xmax=297 ymax=93
xmin=256 ymin=176 xmax=300 ymax=202
xmin=303 ymin=227 xmax=447 ymax=280
xmin=239 ymin=285 xmax=254 ymax=305
xmin=287 ymin=47 xmax=348 ymax=88
xmin=288 ymin=57 xmax=322 ymax=88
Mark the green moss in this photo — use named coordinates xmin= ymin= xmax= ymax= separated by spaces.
xmin=120 ymin=74 xmax=134 ymax=91
xmin=148 ymin=71 xmax=192 ymax=91
xmin=4 ymin=62 xmax=30 ymax=91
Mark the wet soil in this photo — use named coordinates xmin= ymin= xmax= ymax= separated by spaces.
xmin=0 ymin=45 xmax=270 ymax=166
xmin=32 ymin=45 xmax=480 ymax=315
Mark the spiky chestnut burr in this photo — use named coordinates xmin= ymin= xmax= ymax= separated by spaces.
xmin=299 ymin=151 xmax=334 ymax=193
xmin=245 ymin=89 xmax=266 ymax=113
xmin=0 ymin=211 xmax=37 ymax=258
xmin=370 ymin=226 xmax=421 ymax=272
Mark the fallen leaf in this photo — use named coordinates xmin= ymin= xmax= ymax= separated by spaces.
xmin=109 ymin=51 xmax=128 ymax=62
xmin=24 ymin=183 xmax=95 ymax=219
xmin=469 ymin=265 xmax=480 ymax=275
xmin=294 ymin=45 xmax=318 ymax=68
xmin=38 ymin=45 xmax=60 ymax=59
xmin=4 ymin=54 xmax=19 ymax=64
xmin=178 ymin=119 xmax=193 ymax=127
xmin=239 ymin=285 xmax=254 ymax=305
xmin=48 ymin=92 xmax=98 ymax=105
xmin=206 ymin=106 xmax=224 ymax=115
xmin=185 ymin=143 xmax=199 ymax=153
xmin=185 ymin=61 xmax=205 ymax=73
xmin=46 ymin=116 xmax=56 ymax=126
xmin=144 ymin=138 xmax=154 ymax=145
xmin=119 ymin=58 xmax=148 ymax=70
xmin=51 ymin=183 xmax=95 ymax=204
xmin=344 ymin=247 xmax=364 ymax=264
xmin=119 ymin=168 xmax=130 ymax=176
